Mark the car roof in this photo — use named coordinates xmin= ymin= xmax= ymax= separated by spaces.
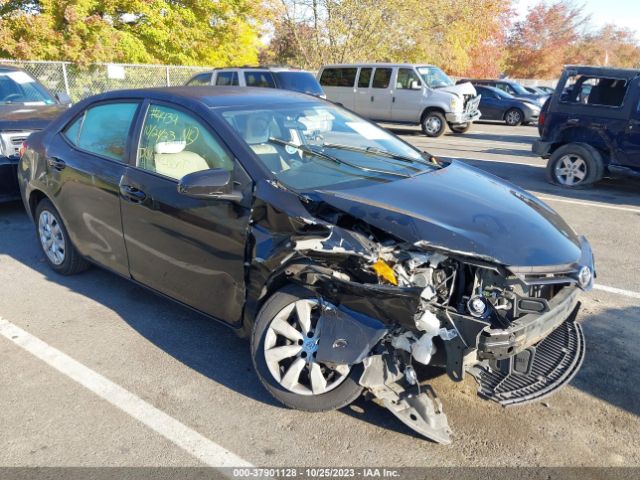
xmin=194 ymin=67 xmax=312 ymax=74
xmin=84 ymin=86 xmax=324 ymax=108
xmin=564 ymin=64 xmax=640 ymax=77
xmin=321 ymin=63 xmax=437 ymax=69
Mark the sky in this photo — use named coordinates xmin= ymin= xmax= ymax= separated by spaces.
xmin=516 ymin=0 xmax=640 ymax=36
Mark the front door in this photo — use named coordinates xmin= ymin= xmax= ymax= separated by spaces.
xmin=45 ymin=100 xmax=141 ymax=276
xmin=392 ymin=68 xmax=424 ymax=123
xmin=120 ymin=102 xmax=252 ymax=325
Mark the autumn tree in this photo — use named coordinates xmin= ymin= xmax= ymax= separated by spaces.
xmin=0 ymin=0 xmax=264 ymax=66
xmin=269 ymin=0 xmax=514 ymax=75
xmin=568 ymin=24 xmax=640 ymax=69
xmin=505 ymin=0 xmax=588 ymax=78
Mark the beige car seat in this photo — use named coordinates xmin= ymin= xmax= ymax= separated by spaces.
xmin=153 ymin=141 xmax=209 ymax=179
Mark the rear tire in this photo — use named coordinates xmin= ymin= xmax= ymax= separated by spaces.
xmin=421 ymin=111 xmax=446 ymax=137
xmin=448 ymin=122 xmax=470 ymax=134
xmin=545 ymin=143 xmax=604 ymax=188
xmin=504 ymin=108 xmax=524 ymax=126
xmin=35 ymin=199 xmax=89 ymax=275
xmin=251 ymin=285 xmax=364 ymax=412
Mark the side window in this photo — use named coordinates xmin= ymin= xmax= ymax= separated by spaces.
xmin=319 ymin=68 xmax=357 ymax=87
xmin=245 ymin=71 xmax=276 ymax=88
xmin=63 ymin=103 xmax=138 ymax=162
xmin=137 ymin=104 xmax=234 ymax=181
xmin=561 ymin=75 xmax=629 ymax=107
xmin=358 ymin=68 xmax=372 ymax=88
xmin=187 ymin=73 xmax=211 ymax=86
xmin=372 ymin=68 xmax=392 ymax=89
xmin=215 ymin=71 xmax=238 ymax=86
xmin=396 ymin=69 xmax=421 ymax=89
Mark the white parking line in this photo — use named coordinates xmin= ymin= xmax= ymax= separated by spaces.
xmin=0 ymin=317 xmax=253 ymax=471
xmin=594 ymin=284 xmax=640 ymax=300
xmin=536 ymin=195 xmax=640 ymax=214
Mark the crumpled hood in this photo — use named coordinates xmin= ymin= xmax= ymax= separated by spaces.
xmin=315 ymin=161 xmax=582 ymax=267
xmin=438 ymin=82 xmax=477 ymax=97
xmin=0 ymin=104 xmax=66 ymax=131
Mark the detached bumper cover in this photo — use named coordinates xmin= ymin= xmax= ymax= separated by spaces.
xmin=446 ymin=110 xmax=481 ymax=125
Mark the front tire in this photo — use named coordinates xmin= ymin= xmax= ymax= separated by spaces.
xmin=448 ymin=122 xmax=470 ymax=134
xmin=36 ymin=199 xmax=89 ymax=275
xmin=251 ymin=285 xmax=363 ymax=412
xmin=545 ymin=143 xmax=604 ymax=188
xmin=421 ymin=111 xmax=446 ymax=137
xmin=504 ymin=108 xmax=524 ymax=126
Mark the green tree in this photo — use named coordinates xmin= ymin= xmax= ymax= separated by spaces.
xmin=0 ymin=0 xmax=264 ymax=66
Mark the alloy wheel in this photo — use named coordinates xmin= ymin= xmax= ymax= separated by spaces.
xmin=38 ymin=210 xmax=66 ymax=265
xmin=554 ymin=154 xmax=588 ymax=186
xmin=264 ymin=299 xmax=350 ymax=396
xmin=424 ymin=116 xmax=443 ymax=135
xmin=505 ymin=109 xmax=522 ymax=126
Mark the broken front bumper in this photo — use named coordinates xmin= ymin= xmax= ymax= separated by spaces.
xmin=0 ymin=155 xmax=20 ymax=202
xmin=477 ymin=285 xmax=580 ymax=360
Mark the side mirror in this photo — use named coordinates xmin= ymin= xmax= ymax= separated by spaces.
xmin=410 ymin=80 xmax=421 ymax=90
xmin=55 ymin=92 xmax=72 ymax=106
xmin=177 ymin=169 xmax=243 ymax=202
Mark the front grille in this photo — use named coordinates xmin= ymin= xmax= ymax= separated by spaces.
xmin=0 ymin=131 xmax=33 ymax=157
xmin=464 ymin=94 xmax=481 ymax=114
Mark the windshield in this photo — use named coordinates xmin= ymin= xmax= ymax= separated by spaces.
xmin=275 ymin=72 xmax=325 ymax=97
xmin=219 ymin=103 xmax=435 ymax=190
xmin=416 ymin=66 xmax=454 ymax=88
xmin=508 ymin=82 xmax=529 ymax=95
xmin=0 ymin=71 xmax=55 ymax=105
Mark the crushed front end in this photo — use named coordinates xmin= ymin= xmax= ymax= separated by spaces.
xmin=273 ymin=215 xmax=593 ymax=444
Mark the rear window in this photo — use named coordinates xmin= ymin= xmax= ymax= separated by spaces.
xmin=561 ymin=75 xmax=629 ymax=107
xmin=245 ymin=71 xmax=276 ymax=88
xmin=274 ymin=71 xmax=324 ymax=96
xmin=0 ymin=71 xmax=55 ymax=105
xmin=319 ymin=68 xmax=357 ymax=87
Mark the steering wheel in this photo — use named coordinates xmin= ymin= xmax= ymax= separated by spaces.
xmin=2 ymin=93 xmax=22 ymax=103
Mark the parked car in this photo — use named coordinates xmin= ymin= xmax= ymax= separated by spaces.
xmin=536 ymin=85 xmax=556 ymax=95
xmin=186 ymin=67 xmax=325 ymax=98
xmin=460 ymin=78 xmax=549 ymax=106
xmin=318 ymin=63 xmax=481 ymax=137
xmin=475 ymin=85 xmax=541 ymax=126
xmin=19 ymin=86 xmax=593 ymax=444
xmin=533 ymin=65 xmax=640 ymax=187
xmin=0 ymin=66 xmax=70 ymax=202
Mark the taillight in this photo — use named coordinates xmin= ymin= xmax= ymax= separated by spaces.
xmin=538 ymin=111 xmax=546 ymax=127
xmin=19 ymin=140 xmax=27 ymax=158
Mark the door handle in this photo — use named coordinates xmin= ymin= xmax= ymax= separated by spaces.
xmin=119 ymin=184 xmax=147 ymax=203
xmin=370 ymin=95 xmax=374 ymax=102
xmin=392 ymin=96 xmax=396 ymax=103
xmin=47 ymin=157 xmax=66 ymax=171
xmin=566 ymin=118 xmax=580 ymax=125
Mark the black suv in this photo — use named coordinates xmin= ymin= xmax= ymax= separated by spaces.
xmin=533 ymin=65 xmax=640 ymax=188
xmin=1 ymin=66 xmax=70 ymax=202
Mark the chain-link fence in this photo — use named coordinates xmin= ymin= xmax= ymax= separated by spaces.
xmin=0 ymin=59 xmax=211 ymax=102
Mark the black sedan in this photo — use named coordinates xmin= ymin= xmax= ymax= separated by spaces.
xmin=18 ymin=87 xmax=593 ymax=444
xmin=0 ymin=66 xmax=69 ymax=202
xmin=475 ymin=85 xmax=541 ymax=126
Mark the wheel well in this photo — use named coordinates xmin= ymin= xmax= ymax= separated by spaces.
xmin=239 ymin=271 xmax=294 ymax=338
xmin=421 ymin=107 xmax=446 ymax=122
xmin=503 ymin=107 xmax=523 ymax=119
xmin=28 ymin=189 xmax=47 ymax=218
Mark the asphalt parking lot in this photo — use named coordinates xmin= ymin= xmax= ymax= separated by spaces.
xmin=1 ymin=121 xmax=639 ymax=470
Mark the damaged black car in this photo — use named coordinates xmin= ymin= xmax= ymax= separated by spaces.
xmin=18 ymin=87 xmax=594 ymax=444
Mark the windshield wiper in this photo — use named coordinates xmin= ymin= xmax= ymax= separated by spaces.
xmin=320 ymin=143 xmax=433 ymax=170
xmin=267 ymin=137 xmax=411 ymax=178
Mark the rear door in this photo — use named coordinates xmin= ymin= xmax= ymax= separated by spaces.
xmin=619 ymin=77 xmax=640 ymax=168
xmin=391 ymin=68 xmax=423 ymax=122
xmin=44 ymin=100 xmax=141 ymax=276
xmin=364 ymin=67 xmax=393 ymax=121
xmin=119 ymin=101 xmax=252 ymax=325
xmin=476 ymin=87 xmax=503 ymax=120
xmin=319 ymin=67 xmax=357 ymax=109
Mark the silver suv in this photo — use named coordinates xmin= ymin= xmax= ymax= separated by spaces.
xmin=186 ymin=67 xmax=326 ymax=98
xmin=318 ymin=63 xmax=481 ymax=137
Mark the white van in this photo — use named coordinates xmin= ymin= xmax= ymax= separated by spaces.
xmin=317 ymin=63 xmax=480 ymax=137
